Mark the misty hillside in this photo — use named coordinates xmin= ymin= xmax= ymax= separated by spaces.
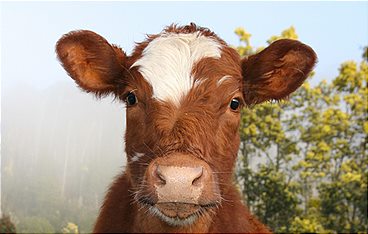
xmin=2 ymin=81 xmax=126 ymax=232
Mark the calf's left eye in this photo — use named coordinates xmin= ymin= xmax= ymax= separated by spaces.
xmin=126 ymin=92 xmax=138 ymax=106
xmin=229 ymin=98 xmax=240 ymax=111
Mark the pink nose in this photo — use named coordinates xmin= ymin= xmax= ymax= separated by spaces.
xmin=151 ymin=165 xmax=206 ymax=204
xmin=154 ymin=165 xmax=204 ymax=187
xmin=145 ymin=154 xmax=217 ymax=205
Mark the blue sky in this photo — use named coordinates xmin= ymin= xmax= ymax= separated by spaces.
xmin=1 ymin=1 xmax=367 ymax=90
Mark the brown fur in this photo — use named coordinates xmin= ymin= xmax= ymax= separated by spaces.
xmin=56 ymin=23 xmax=317 ymax=233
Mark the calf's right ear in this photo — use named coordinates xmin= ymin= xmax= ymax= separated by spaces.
xmin=241 ymin=39 xmax=317 ymax=105
xmin=56 ymin=30 xmax=127 ymax=96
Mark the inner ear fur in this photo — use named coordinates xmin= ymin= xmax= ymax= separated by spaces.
xmin=56 ymin=30 xmax=127 ymax=96
xmin=242 ymin=39 xmax=317 ymax=105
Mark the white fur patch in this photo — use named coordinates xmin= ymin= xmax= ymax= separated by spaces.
xmin=131 ymin=32 xmax=222 ymax=106
xmin=131 ymin=152 xmax=144 ymax=162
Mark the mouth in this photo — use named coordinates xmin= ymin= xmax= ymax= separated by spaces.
xmin=138 ymin=197 xmax=218 ymax=226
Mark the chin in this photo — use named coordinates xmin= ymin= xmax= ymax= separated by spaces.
xmin=148 ymin=205 xmax=200 ymax=227
xmin=138 ymin=200 xmax=219 ymax=227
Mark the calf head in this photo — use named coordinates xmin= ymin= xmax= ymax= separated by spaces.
xmin=56 ymin=23 xmax=316 ymax=227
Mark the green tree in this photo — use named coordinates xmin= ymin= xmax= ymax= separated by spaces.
xmin=235 ymin=26 xmax=367 ymax=233
xmin=318 ymin=54 xmax=368 ymax=232
xmin=291 ymin=50 xmax=367 ymax=233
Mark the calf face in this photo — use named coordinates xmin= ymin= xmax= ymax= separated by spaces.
xmin=56 ymin=23 xmax=316 ymax=229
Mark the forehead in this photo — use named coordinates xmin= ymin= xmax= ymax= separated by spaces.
xmin=131 ymin=31 xmax=225 ymax=106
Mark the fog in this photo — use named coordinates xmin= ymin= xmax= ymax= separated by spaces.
xmin=1 ymin=81 xmax=126 ymax=232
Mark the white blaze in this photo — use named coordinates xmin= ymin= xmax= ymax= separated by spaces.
xmin=131 ymin=32 xmax=222 ymax=105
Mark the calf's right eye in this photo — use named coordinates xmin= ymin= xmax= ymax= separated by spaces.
xmin=229 ymin=98 xmax=240 ymax=111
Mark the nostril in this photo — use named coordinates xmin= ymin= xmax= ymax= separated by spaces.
xmin=155 ymin=166 xmax=166 ymax=185
xmin=192 ymin=167 xmax=203 ymax=186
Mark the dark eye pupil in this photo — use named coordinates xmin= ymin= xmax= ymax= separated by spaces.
xmin=230 ymin=98 xmax=240 ymax=110
xmin=126 ymin=93 xmax=137 ymax=106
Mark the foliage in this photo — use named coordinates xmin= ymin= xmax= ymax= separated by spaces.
xmin=17 ymin=216 xmax=55 ymax=233
xmin=235 ymin=26 xmax=367 ymax=233
xmin=62 ymin=222 xmax=79 ymax=234
xmin=289 ymin=216 xmax=327 ymax=233
xmin=0 ymin=216 xmax=16 ymax=234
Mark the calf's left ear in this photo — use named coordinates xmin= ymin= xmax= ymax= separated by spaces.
xmin=242 ymin=39 xmax=317 ymax=105
xmin=56 ymin=30 xmax=127 ymax=96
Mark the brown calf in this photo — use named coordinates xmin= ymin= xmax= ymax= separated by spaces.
xmin=56 ymin=23 xmax=316 ymax=233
